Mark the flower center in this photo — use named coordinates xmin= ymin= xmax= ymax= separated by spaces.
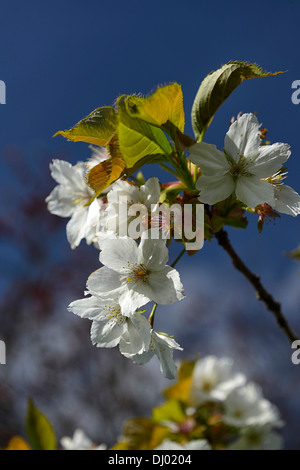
xmin=224 ymin=151 xmax=253 ymax=180
xmin=201 ymin=380 xmax=214 ymax=392
xmin=126 ymin=264 xmax=149 ymax=284
xmin=229 ymin=157 xmax=252 ymax=179
xmin=233 ymin=409 xmax=244 ymax=419
xmin=104 ymin=305 xmax=126 ymax=325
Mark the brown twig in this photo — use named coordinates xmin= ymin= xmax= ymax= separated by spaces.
xmin=215 ymin=228 xmax=299 ymax=344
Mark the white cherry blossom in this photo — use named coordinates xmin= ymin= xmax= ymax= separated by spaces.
xmin=189 ymin=356 xmax=246 ymax=406
xmin=68 ymin=295 xmax=151 ymax=355
xmin=92 ymin=233 xmax=185 ymax=314
xmin=228 ymin=424 xmax=283 ymax=450
xmin=104 ymin=177 xmax=161 ymax=237
xmin=46 ymin=159 xmax=103 ymax=248
xmin=222 ymin=382 xmax=283 ymax=428
xmin=130 ymin=329 xmax=183 ymax=380
xmin=189 ymin=113 xmax=300 ymax=214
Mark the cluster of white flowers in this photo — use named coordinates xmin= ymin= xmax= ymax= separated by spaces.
xmin=46 ymin=150 xmax=185 ymax=379
xmin=46 ymin=112 xmax=300 ymax=383
xmin=68 ymin=232 xmax=184 ymax=379
xmin=189 ymin=356 xmax=284 ymax=450
xmin=189 ymin=113 xmax=300 ymax=216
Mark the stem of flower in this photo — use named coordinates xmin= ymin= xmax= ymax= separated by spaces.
xmin=214 ymin=228 xmax=299 ymax=344
xmin=148 ymin=302 xmax=157 ymax=328
xmin=171 ymin=247 xmax=186 ymax=268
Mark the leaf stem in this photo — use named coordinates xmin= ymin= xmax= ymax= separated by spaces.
xmin=159 ymin=163 xmax=180 ymax=179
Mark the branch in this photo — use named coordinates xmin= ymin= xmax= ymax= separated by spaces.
xmin=215 ymin=228 xmax=299 ymax=344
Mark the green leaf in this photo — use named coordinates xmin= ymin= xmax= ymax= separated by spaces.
xmin=153 ymin=399 xmax=186 ymax=424
xmin=117 ymin=96 xmax=173 ymax=170
xmin=54 ymin=106 xmax=118 ymax=146
xmin=191 ymin=61 xmax=285 ymax=140
xmin=26 ymin=399 xmax=57 ymax=450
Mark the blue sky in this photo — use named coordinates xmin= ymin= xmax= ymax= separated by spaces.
xmin=1 ymin=0 xmax=300 ymax=448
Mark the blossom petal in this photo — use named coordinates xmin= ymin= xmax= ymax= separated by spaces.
xmin=83 ymin=199 xmax=101 ymax=244
xmin=140 ymin=177 xmax=161 ymax=207
xmin=130 ymin=349 xmax=154 ymax=365
xmin=196 ymin=174 xmax=235 ymax=205
xmin=247 ymin=143 xmax=291 ymax=178
xmin=46 ymin=185 xmax=75 ymax=217
xmin=49 ymin=159 xmax=82 ymax=187
xmin=87 ymin=266 xmax=122 ymax=298
xmin=90 ymin=318 xmax=126 ymax=348
xmin=99 ymin=237 xmax=139 ymax=274
xmin=68 ymin=295 xmax=111 ymax=321
xmin=66 ymin=206 xmax=91 ymax=249
xmin=118 ymin=286 xmax=150 ymax=315
xmin=147 ymin=267 xmax=185 ymax=304
xmin=272 ymin=184 xmax=300 ymax=216
xmin=235 ymin=176 xmax=275 ymax=208
xmin=189 ymin=142 xmax=230 ymax=174
xmin=225 ymin=113 xmax=260 ymax=161
xmin=152 ymin=331 xmax=182 ymax=380
xmin=119 ymin=315 xmax=151 ymax=357
xmin=139 ymin=235 xmax=169 ymax=271
xmin=107 ymin=179 xmax=140 ymax=205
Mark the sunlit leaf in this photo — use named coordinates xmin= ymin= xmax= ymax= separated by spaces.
xmin=87 ymin=133 xmax=126 ymax=196
xmin=153 ymin=399 xmax=186 ymax=423
xmin=87 ymin=156 xmax=125 ymax=197
xmin=191 ymin=61 xmax=285 ymax=140
xmin=163 ymin=359 xmax=195 ymax=402
xmin=177 ymin=359 xmax=196 ymax=380
xmin=54 ymin=106 xmax=117 ymax=146
xmin=126 ymin=83 xmax=185 ymax=132
xmin=26 ymin=399 xmax=57 ymax=450
xmin=164 ymin=376 xmax=192 ymax=403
